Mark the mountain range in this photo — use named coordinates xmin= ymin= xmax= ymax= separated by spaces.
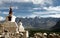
xmin=15 ymin=17 xmax=60 ymax=30
xmin=52 ymin=20 xmax=60 ymax=31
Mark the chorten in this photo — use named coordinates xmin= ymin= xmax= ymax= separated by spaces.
xmin=17 ymin=20 xmax=29 ymax=38
xmin=3 ymin=7 xmax=18 ymax=33
xmin=18 ymin=20 xmax=25 ymax=32
xmin=6 ymin=7 xmax=16 ymax=22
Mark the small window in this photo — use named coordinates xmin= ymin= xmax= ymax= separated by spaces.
xmin=8 ymin=16 xmax=12 ymax=21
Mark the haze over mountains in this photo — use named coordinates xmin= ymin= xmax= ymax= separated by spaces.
xmin=15 ymin=17 xmax=60 ymax=30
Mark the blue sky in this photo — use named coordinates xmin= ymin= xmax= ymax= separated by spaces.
xmin=0 ymin=0 xmax=60 ymax=21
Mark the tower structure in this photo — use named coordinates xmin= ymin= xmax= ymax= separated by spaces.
xmin=6 ymin=7 xmax=16 ymax=22
xmin=8 ymin=7 xmax=13 ymax=21
xmin=3 ymin=7 xmax=17 ymax=33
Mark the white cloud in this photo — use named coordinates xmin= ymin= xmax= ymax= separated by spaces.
xmin=0 ymin=0 xmax=53 ymax=5
xmin=43 ymin=6 xmax=60 ymax=11
xmin=12 ymin=6 xmax=18 ymax=9
xmin=0 ymin=0 xmax=32 ymax=4
xmin=17 ymin=15 xmax=26 ymax=18
xmin=33 ymin=8 xmax=41 ymax=10
xmin=32 ymin=0 xmax=53 ymax=5
xmin=33 ymin=6 xmax=60 ymax=15
xmin=32 ymin=0 xmax=44 ymax=4
xmin=11 ymin=0 xmax=32 ymax=2
xmin=32 ymin=6 xmax=60 ymax=18
xmin=3 ymin=11 xmax=15 ymax=15
xmin=0 ymin=6 xmax=18 ymax=9
xmin=39 ymin=14 xmax=60 ymax=18
xmin=33 ymin=11 xmax=60 ymax=18
xmin=50 ymin=14 xmax=60 ymax=18
xmin=33 ymin=11 xmax=59 ymax=15
xmin=3 ymin=12 xmax=9 ymax=14
xmin=0 ymin=16 xmax=5 ymax=21
xmin=17 ymin=14 xmax=37 ymax=18
xmin=27 ymin=12 xmax=60 ymax=18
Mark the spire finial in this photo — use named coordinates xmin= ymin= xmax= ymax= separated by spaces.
xmin=9 ymin=6 xmax=13 ymax=15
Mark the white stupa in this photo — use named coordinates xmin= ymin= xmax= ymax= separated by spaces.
xmin=18 ymin=20 xmax=25 ymax=32
xmin=6 ymin=7 xmax=16 ymax=22
xmin=3 ymin=7 xmax=18 ymax=33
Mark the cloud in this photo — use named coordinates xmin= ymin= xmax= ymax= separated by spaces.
xmin=12 ymin=0 xmax=32 ymax=2
xmin=33 ymin=11 xmax=58 ymax=15
xmin=3 ymin=12 xmax=9 ymax=14
xmin=12 ymin=6 xmax=18 ymax=9
xmin=32 ymin=11 xmax=60 ymax=18
xmin=0 ymin=6 xmax=18 ymax=9
xmin=50 ymin=14 xmax=60 ymax=18
xmin=0 ymin=16 xmax=5 ymax=21
xmin=2 ymin=11 xmax=15 ymax=15
xmin=33 ymin=6 xmax=60 ymax=12
xmin=32 ymin=0 xmax=53 ymax=6
xmin=0 ymin=0 xmax=53 ymax=5
xmin=16 ymin=6 xmax=60 ymax=18
xmin=32 ymin=6 xmax=60 ymax=18
xmin=33 ymin=11 xmax=60 ymax=18
xmin=31 ymin=6 xmax=60 ymax=18
xmin=40 ymin=14 xmax=60 ymax=18
xmin=33 ymin=8 xmax=42 ymax=10
xmin=0 ymin=0 xmax=32 ymax=4
xmin=43 ymin=6 xmax=60 ymax=11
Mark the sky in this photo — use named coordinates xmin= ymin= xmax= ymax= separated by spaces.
xmin=0 ymin=0 xmax=60 ymax=21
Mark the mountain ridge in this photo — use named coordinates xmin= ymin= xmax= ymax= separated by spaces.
xmin=15 ymin=17 xmax=60 ymax=30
